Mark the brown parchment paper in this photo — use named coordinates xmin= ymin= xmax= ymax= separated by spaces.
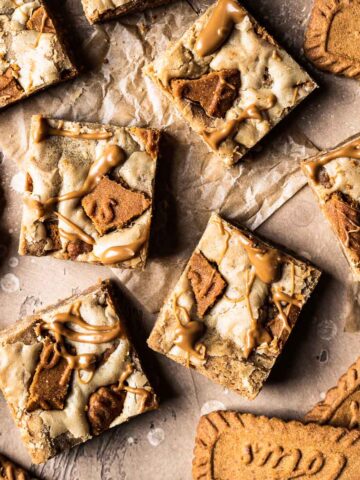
xmin=1 ymin=0 xmax=360 ymax=479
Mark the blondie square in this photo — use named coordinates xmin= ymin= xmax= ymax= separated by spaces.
xmin=0 ymin=0 xmax=78 ymax=110
xmin=148 ymin=213 xmax=321 ymax=399
xmin=301 ymin=134 xmax=360 ymax=280
xmin=146 ymin=0 xmax=316 ymax=166
xmin=81 ymin=0 xmax=171 ymax=24
xmin=0 ymin=280 xmax=158 ymax=464
xmin=19 ymin=115 xmax=160 ymax=269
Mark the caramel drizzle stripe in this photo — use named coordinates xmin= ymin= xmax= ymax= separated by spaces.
xmin=303 ymin=138 xmax=360 ymax=183
xmin=34 ymin=9 xmax=48 ymax=48
xmin=114 ymin=363 xmax=151 ymax=412
xmin=39 ymin=301 xmax=123 ymax=384
xmin=55 ymin=211 xmax=95 ymax=246
xmin=194 ymin=0 xmax=245 ymax=57
xmin=171 ymin=292 xmax=206 ymax=367
xmin=333 ymin=206 xmax=360 ymax=248
xmin=202 ymin=96 xmax=276 ymax=150
xmin=5 ymin=464 xmax=27 ymax=480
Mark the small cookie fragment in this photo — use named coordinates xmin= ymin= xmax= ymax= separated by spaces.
xmin=26 ymin=6 xmax=56 ymax=34
xmin=0 ymin=68 xmax=24 ymax=105
xmin=171 ymin=69 xmax=240 ymax=118
xmin=193 ymin=411 xmax=360 ymax=480
xmin=82 ymin=176 xmax=151 ymax=235
xmin=87 ymin=386 xmax=126 ymax=436
xmin=0 ymin=454 xmax=30 ymax=480
xmin=188 ymin=251 xmax=227 ymax=317
xmin=306 ymin=356 xmax=360 ymax=430
xmin=304 ymin=0 xmax=360 ymax=79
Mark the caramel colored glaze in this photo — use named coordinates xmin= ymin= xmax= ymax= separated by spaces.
xmin=242 ymin=267 xmax=272 ymax=359
xmin=55 ymin=212 xmax=95 ymax=246
xmin=5 ymin=464 xmax=27 ymax=480
xmin=194 ymin=0 xmax=245 ymax=57
xmin=23 ymin=195 xmax=46 ymax=218
xmin=172 ymin=293 xmax=206 ymax=365
xmin=236 ymin=231 xmax=283 ymax=284
xmin=114 ymin=363 xmax=151 ymax=412
xmin=303 ymin=138 xmax=360 ymax=183
xmin=33 ymin=115 xmax=113 ymax=143
xmin=45 ymin=144 xmax=126 ymax=206
xmin=34 ymin=9 xmax=48 ymax=48
xmin=202 ymin=96 xmax=276 ymax=150
xmin=98 ymin=231 xmax=148 ymax=265
xmin=39 ymin=301 xmax=122 ymax=384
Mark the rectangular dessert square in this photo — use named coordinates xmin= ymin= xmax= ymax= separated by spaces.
xmin=19 ymin=115 xmax=160 ymax=269
xmin=146 ymin=0 xmax=316 ymax=166
xmin=305 ymin=356 xmax=360 ymax=430
xmin=0 ymin=0 xmax=78 ymax=110
xmin=147 ymin=213 xmax=321 ymax=399
xmin=301 ymin=134 xmax=360 ymax=281
xmin=0 ymin=280 xmax=158 ymax=464
xmin=193 ymin=411 xmax=360 ymax=479
xmin=81 ymin=0 xmax=171 ymax=24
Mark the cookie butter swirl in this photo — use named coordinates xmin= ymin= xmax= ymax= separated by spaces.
xmin=39 ymin=301 xmax=123 ymax=384
xmin=172 ymin=292 xmax=206 ymax=366
xmin=303 ymin=138 xmax=360 ymax=183
xmin=202 ymin=96 xmax=276 ymax=149
xmin=33 ymin=115 xmax=113 ymax=143
xmin=194 ymin=0 xmax=245 ymax=57
xmin=113 ymin=363 xmax=151 ymax=412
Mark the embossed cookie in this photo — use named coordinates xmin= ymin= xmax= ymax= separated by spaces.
xmin=193 ymin=411 xmax=360 ymax=479
xmin=304 ymin=0 xmax=360 ymax=79
xmin=306 ymin=357 xmax=360 ymax=429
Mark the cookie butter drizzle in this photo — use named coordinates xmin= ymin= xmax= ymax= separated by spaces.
xmin=194 ymin=0 xmax=245 ymax=57
xmin=25 ymin=120 xmax=147 ymax=261
xmin=303 ymin=138 xmax=360 ymax=183
xmin=172 ymin=292 xmax=206 ymax=367
xmin=202 ymin=96 xmax=276 ymax=149
xmin=214 ymin=218 xmax=301 ymax=358
xmin=33 ymin=115 xmax=113 ymax=143
xmin=113 ymin=363 xmax=151 ymax=412
xmin=38 ymin=301 xmax=122 ymax=384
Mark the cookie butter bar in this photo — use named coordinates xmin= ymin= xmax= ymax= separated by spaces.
xmin=81 ymin=0 xmax=171 ymax=24
xmin=146 ymin=0 xmax=316 ymax=166
xmin=301 ymin=135 xmax=360 ymax=280
xmin=193 ymin=411 xmax=360 ymax=479
xmin=0 ymin=280 xmax=158 ymax=464
xmin=0 ymin=454 xmax=33 ymax=479
xmin=0 ymin=0 xmax=78 ymax=110
xmin=147 ymin=213 xmax=321 ymax=399
xmin=19 ymin=115 xmax=160 ymax=269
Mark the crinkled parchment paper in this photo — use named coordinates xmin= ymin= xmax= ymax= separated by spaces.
xmin=0 ymin=0 xmax=318 ymax=313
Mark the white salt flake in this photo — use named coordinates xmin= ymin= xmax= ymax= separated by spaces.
xmin=1 ymin=273 xmax=20 ymax=293
xmin=147 ymin=428 xmax=165 ymax=447
xmin=200 ymin=400 xmax=226 ymax=416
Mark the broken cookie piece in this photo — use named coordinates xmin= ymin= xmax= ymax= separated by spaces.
xmin=188 ymin=251 xmax=227 ymax=317
xmin=26 ymin=6 xmax=56 ymax=33
xmin=0 ymin=0 xmax=78 ymax=110
xmin=87 ymin=385 xmax=126 ymax=436
xmin=82 ymin=176 xmax=151 ymax=235
xmin=26 ymin=340 xmax=73 ymax=412
xmin=171 ymin=69 xmax=240 ymax=118
xmin=148 ymin=213 xmax=321 ymax=399
xmin=19 ymin=116 xmax=160 ymax=269
xmin=0 ymin=68 xmax=24 ymax=105
xmin=0 ymin=280 xmax=158 ymax=464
